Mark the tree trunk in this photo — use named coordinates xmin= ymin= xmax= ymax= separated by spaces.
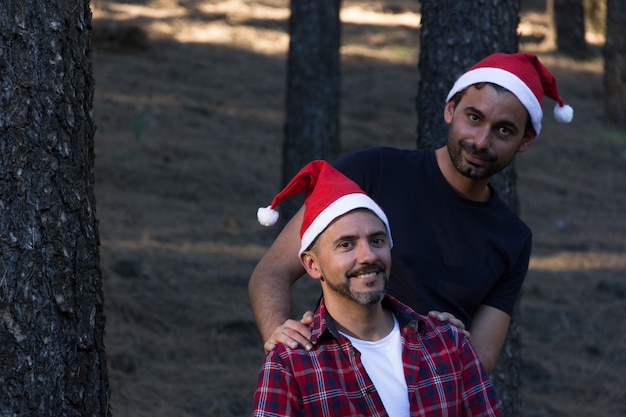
xmin=282 ymin=0 xmax=341 ymax=219
xmin=417 ymin=0 xmax=520 ymax=147
xmin=604 ymin=0 xmax=626 ymax=125
xmin=554 ymin=0 xmax=589 ymax=57
xmin=486 ymin=166 xmax=523 ymax=417
xmin=417 ymin=1 xmax=522 ymax=416
xmin=0 ymin=1 xmax=111 ymax=416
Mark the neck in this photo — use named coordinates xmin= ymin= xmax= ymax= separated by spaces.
xmin=436 ymin=146 xmax=492 ymax=202
xmin=323 ymin=296 xmax=393 ymax=342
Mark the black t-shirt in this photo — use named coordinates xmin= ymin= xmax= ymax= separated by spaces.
xmin=333 ymin=147 xmax=532 ymax=328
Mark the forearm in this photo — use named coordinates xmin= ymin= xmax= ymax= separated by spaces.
xmin=248 ymin=261 xmax=297 ymax=341
xmin=468 ymin=305 xmax=510 ymax=374
xmin=474 ymin=347 xmax=499 ymax=376
xmin=248 ymin=207 xmax=306 ymax=342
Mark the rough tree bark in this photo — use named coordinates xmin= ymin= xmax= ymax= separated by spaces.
xmin=0 ymin=1 xmax=110 ymax=416
xmin=417 ymin=1 xmax=522 ymax=416
xmin=604 ymin=0 xmax=626 ymax=125
xmin=282 ymin=0 xmax=341 ymax=219
xmin=553 ymin=0 xmax=589 ymax=57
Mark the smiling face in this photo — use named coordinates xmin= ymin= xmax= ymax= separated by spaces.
xmin=444 ymin=84 xmax=536 ymax=180
xmin=300 ymin=209 xmax=391 ymax=306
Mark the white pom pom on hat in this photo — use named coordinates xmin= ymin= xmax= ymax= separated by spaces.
xmin=554 ymin=102 xmax=574 ymax=123
xmin=257 ymin=205 xmax=279 ymax=226
xmin=257 ymin=160 xmax=392 ymax=256
xmin=445 ymin=52 xmax=573 ymax=136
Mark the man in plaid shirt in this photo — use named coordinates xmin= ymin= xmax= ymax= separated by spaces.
xmin=252 ymin=160 xmax=500 ymax=417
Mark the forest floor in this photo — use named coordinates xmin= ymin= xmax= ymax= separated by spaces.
xmin=90 ymin=0 xmax=626 ymax=416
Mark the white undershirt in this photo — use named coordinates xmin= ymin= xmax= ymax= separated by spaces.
xmin=340 ymin=315 xmax=409 ymax=417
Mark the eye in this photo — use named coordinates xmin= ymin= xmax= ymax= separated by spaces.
xmin=371 ymin=236 xmax=387 ymax=247
xmin=338 ymin=240 xmax=354 ymax=249
xmin=497 ymin=126 xmax=514 ymax=137
xmin=468 ymin=114 xmax=480 ymax=123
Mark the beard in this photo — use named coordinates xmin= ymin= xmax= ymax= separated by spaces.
xmin=323 ymin=262 xmax=388 ymax=306
xmin=447 ymin=138 xmax=503 ymax=180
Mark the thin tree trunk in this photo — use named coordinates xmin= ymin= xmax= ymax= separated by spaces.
xmin=604 ymin=0 xmax=626 ymax=125
xmin=417 ymin=1 xmax=522 ymax=416
xmin=282 ymin=0 xmax=341 ymax=219
xmin=554 ymin=0 xmax=589 ymax=57
xmin=0 ymin=1 xmax=111 ymax=415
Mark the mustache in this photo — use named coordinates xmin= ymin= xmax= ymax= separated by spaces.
xmin=460 ymin=140 xmax=497 ymax=162
xmin=347 ymin=262 xmax=386 ymax=278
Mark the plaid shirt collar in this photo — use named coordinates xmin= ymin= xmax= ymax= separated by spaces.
xmin=309 ymin=294 xmax=426 ymax=345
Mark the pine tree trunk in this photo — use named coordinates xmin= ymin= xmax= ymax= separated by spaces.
xmin=604 ymin=0 xmax=626 ymax=125
xmin=0 ymin=1 xmax=111 ymax=416
xmin=554 ymin=0 xmax=589 ymax=57
xmin=417 ymin=0 xmax=520 ymax=148
xmin=282 ymin=0 xmax=341 ymax=219
xmin=417 ymin=1 xmax=522 ymax=416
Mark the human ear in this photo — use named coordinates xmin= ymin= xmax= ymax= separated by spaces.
xmin=300 ymin=252 xmax=323 ymax=280
xmin=517 ymin=130 xmax=537 ymax=153
xmin=444 ymin=101 xmax=455 ymax=123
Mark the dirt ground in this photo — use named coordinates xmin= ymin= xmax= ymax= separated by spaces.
xmin=90 ymin=1 xmax=626 ymax=416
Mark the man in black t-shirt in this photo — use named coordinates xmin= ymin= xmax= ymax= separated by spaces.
xmin=249 ymin=52 xmax=573 ymax=374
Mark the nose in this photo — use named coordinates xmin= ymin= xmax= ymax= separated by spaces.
xmin=474 ymin=127 xmax=491 ymax=150
xmin=355 ymin=241 xmax=377 ymax=263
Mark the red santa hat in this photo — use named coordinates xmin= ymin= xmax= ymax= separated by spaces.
xmin=445 ymin=52 xmax=573 ymax=136
xmin=257 ymin=160 xmax=392 ymax=256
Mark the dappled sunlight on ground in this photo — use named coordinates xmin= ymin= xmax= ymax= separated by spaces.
xmin=530 ymin=251 xmax=626 ymax=271
xmin=92 ymin=1 xmax=626 ymax=416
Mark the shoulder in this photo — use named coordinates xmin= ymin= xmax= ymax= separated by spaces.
xmin=268 ymin=332 xmax=342 ymax=366
xmin=261 ymin=343 xmax=317 ymax=379
xmin=419 ymin=315 xmax=468 ymax=347
xmin=334 ymin=146 xmax=427 ymax=167
xmin=489 ymin=189 xmax=531 ymax=227
xmin=387 ymin=295 xmax=464 ymax=344
xmin=498 ymin=201 xmax=533 ymax=251
xmin=266 ymin=343 xmax=311 ymax=364
xmin=333 ymin=147 xmax=432 ymax=185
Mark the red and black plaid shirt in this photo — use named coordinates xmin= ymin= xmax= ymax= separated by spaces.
xmin=251 ymin=295 xmax=501 ymax=417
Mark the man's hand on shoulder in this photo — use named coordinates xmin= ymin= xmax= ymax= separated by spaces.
xmin=428 ymin=310 xmax=471 ymax=339
xmin=264 ymin=311 xmax=315 ymax=353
